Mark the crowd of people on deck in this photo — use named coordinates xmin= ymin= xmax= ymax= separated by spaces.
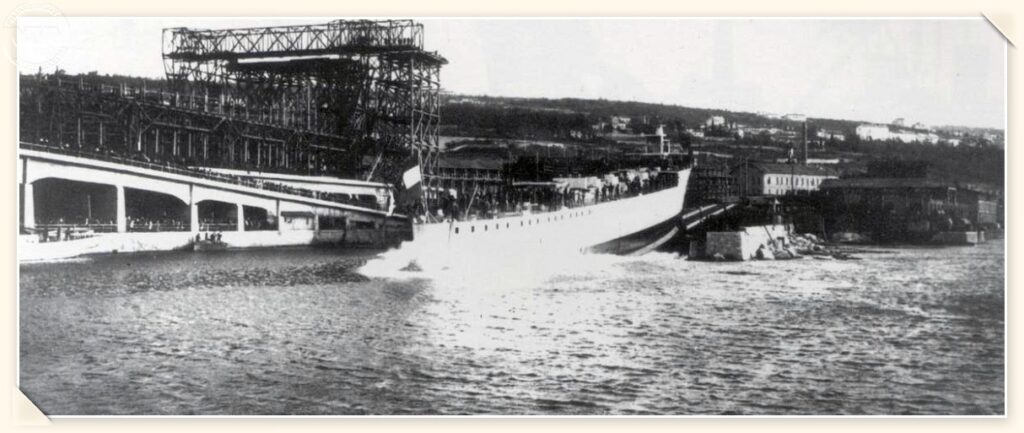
xmin=404 ymin=167 xmax=677 ymax=224
xmin=128 ymin=217 xmax=189 ymax=232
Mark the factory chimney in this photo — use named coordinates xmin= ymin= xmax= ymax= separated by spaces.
xmin=802 ymin=121 xmax=808 ymax=165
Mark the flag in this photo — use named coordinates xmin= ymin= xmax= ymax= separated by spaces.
xmin=395 ymin=155 xmax=424 ymax=211
xmin=403 ymin=164 xmax=422 ymax=189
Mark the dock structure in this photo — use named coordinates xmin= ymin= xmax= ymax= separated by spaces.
xmin=18 ymin=19 xmax=450 ymax=258
xmin=161 ymin=20 xmax=446 ymax=195
xmin=18 ymin=145 xmax=411 ymax=261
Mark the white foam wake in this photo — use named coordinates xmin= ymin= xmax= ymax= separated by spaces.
xmin=358 ymin=239 xmax=683 ymax=291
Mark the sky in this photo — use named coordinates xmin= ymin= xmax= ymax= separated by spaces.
xmin=16 ymin=17 xmax=1007 ymax=129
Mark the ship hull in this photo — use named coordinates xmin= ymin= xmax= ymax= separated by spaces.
xmin=587 ymin=210 xmax=682 ymax=255
xmin=407 ymin=168 xmax=690 ymax=264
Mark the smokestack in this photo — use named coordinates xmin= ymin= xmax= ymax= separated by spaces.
xmin=802 ymin=121 xmax=808 ymax=165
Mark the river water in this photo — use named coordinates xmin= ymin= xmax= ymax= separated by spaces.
xmin=19 ymin=240 xmax=1004 ymax=415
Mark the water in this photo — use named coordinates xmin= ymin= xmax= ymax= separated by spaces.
xmin=19 ymin=241 xmax=1004 ymax=415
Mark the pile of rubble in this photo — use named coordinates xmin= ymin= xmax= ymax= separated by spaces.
xmin=754 ymin=233 xmax=859 ymax=261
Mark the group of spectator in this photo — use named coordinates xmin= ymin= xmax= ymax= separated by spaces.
xmin=407 ymin=167 xmax=678 ymax=224
xmin=127 ymin=217 xmax=188 ymax=232
xmin=31 ymin=217 xmax=115 ymax=243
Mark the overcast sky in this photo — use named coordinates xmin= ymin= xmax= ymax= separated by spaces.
xmin=17 ymin=17 xmax=1006 ymax=129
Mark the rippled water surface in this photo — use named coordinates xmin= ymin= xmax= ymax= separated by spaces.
xmin=20 ymin=241 xmax=1004 ymax=415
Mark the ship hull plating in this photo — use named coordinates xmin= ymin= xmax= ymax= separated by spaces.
xmin=407 ymin=169 xmax=691 ymax=263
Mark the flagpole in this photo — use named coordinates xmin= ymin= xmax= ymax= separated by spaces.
xmin=416 ymin=150 xmax=429 ymax=223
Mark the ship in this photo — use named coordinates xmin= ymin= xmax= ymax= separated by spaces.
xmin=398 ymin=166 xmax=692 ymax=269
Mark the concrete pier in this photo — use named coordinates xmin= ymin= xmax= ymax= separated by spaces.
xmin=705 ymin=224 xmax=791 ymax=261
xmin=931 ymin=231 xmax=983 ymax=245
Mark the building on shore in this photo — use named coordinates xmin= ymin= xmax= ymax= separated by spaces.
xmin=820 ymin=177 xmax=958 ymax=215
xmin=855 ymin=124 xmax=892 ymax=141
xmin=434 ymin=155 xmax=506 ymax=196
xmin=730 ymin=161 xmax=838 ymax=197
xmin=611 ymin=116 xmax=632 ymax=132
xmin=816 ymin=129 xmax=846 ymax=142
xmin=687 ymin=162 xmax=736 ymax=206
xmin=855 ymin=124 xmax=940 ymax=144
xmin=685 ymin=128 xmax=706 ymax=138
xmin=956 ymin=182 xmax=1002 ymax=226
xmin=705 ymin=116 xmax=726 ymax=127
xmin=819 ymin=176 xmax=1002 ymax=242
xmin=774 ymin=157 xmax=842 ymax=165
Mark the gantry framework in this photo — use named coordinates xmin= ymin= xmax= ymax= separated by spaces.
xmin=19 ymin=19 xmax=446 ymax=212
xmin=20 ymin=75 xmax=352 ymax=174
xmin=162 ymin=19 xmax=446 ymax=196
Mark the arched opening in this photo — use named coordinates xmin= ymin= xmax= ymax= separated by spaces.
xmin=125 ymin=188 xmax=189 ymax=232
xmin=31 ymin=178 xmax=118 ymax=238
xmin=243 ymin=205 xmax=278 ymax=231
xmin=197 ymin=200 xmax=238 ymax=232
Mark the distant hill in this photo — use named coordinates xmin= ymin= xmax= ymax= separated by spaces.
xmin=440 ymin=93 xmax=1003 ymax=146
xmin=441 ymin=94 xmax=842 ymax=139
xmin=440 ymin=94 xmax=1004 ymax=187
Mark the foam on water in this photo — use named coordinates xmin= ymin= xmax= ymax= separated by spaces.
xmin=359 ymin=239 xmax=685 ymax=291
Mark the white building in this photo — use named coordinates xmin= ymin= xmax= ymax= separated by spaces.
xmin=611 ymin=116 xmax=631 ymax=132
xmin=731 ymin=162 xmax=839 ymax=196
xmin=856 ymin=124 xmax=892 ymax=141
xmin=857 ymin=124 xmax=939 ymax=144
xmin=783 ymin=113 xmax=807 ymax=122
xmin=816 ymin=129 xmax=846 ymax=142
xmin=705 ymin=116 xmax=726 ymax=127
xmin=892 ymin=118 xmax=906 ymax=127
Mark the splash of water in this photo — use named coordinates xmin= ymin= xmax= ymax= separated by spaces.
xmin=357 ymin=239 xmax=684 ymax=291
